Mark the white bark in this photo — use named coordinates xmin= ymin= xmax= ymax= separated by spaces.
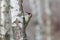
xmin=10 ymin=0 xmax=23 ymax=40
xmin=1 ymin=0 xmax=11 ymax=34
xmin=0 ymin=0 xmax=3 ymax=39
xmin=0 ymin=0 xmax=11 ymax=40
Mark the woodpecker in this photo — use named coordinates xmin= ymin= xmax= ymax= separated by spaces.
xmin=25 ymin=12 xmax=32 ymax=27
xmin=16 ymin=12 xmax=32 ymax=27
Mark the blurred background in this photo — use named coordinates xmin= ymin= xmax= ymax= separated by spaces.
xmin=0 ymin=0 xmax=60 ymax=40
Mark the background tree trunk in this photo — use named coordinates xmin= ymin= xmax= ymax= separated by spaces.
xmin=45 ymin=0 xmax=51 ymax=40
xmin=29 ymin=0 xmax=44 ymax=40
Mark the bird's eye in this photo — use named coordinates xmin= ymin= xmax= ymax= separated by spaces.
xmin=28 ymin=13 xmax=30 ymax=15
xmin=26 ymin=12 xmax=31 ymax=15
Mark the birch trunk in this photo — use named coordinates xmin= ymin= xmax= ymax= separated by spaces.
xmin=18 ymin=0 xmax=27 ymax=40
xmin=29 ymin=0 xmax=43 ymax=40
xmin=0 ymin=0 xmax=2 ymax=37
xmin=0 ymin=0 xmax=11 ymax=40
xmin=45 ymin=0 xmax=51 ymax=40
xmin=0 ymin=0 xmax=4 ymax=40
xmin=11 ymin=0 xmax=23 ymax=40
xmin=1 ymin=0 xmax=11 ymax=40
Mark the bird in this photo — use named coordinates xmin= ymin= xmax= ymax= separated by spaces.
xmin=25 ymin=12 xmax=32 ymax=27
xmin=15 ymin=12 xmax=32 ymax=27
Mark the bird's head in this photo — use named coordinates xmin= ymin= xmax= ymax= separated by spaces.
xmin=26 ymin=12 xmax=32 ymax=17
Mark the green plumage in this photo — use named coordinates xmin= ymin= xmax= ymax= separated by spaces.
xmin=25 ymin=15 xmax=31 ymax=27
